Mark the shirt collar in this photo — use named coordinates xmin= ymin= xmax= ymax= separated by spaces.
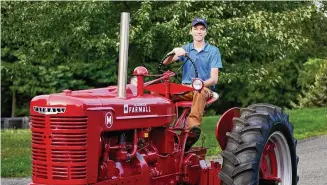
xmin=190 ymin=41 xmax=210 ymax=53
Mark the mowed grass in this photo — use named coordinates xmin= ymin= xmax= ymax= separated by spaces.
xmin=288 ymin=107 xmax=327 ymax=139
xmin=1 ymin=129 xmax=31 ymax=177
xmin=1 ymin=107 xmax=326 ymax=177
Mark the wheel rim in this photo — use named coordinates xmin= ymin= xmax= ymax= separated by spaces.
xmin=260 ymin=131 xmax=292 ymax=185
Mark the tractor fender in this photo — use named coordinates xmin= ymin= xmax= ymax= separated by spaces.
xmin=215 ymin=107 xmax=240 ymax=150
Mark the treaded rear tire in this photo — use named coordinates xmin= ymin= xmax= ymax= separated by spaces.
xmin=219 ymin=103 xmax=299 ymax=185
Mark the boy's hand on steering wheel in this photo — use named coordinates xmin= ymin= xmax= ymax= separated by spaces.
xmin=172 ymin=47 xmax=187 ymax=57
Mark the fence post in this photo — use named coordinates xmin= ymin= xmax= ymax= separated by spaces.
xmin=4 ymin=119 xmax=9 ymax=129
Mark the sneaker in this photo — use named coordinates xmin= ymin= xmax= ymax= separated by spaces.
xmin=184 ymin=126 xmax=201 ymax=151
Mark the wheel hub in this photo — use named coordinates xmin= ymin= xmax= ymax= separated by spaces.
xmin=259 ymin=131 xmax=292 ymax=185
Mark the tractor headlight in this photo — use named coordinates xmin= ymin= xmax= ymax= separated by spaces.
xmin=130 ymin=76 xmax=138 ymax=86
xmin=192 ymin=78 xmax=204 ymax=91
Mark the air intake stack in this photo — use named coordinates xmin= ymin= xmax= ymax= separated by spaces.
xmin=117 ymin=12 xmax=130 ymax=98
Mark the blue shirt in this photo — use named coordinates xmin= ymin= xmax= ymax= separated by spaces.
xmin=179 ymin=42 xmax=223 ymax=89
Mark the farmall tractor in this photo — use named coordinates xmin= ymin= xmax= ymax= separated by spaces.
xmin=29 ymin=13 xmax=299 ymax=185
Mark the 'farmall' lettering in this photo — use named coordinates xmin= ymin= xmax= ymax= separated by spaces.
xmin=124 ymin=104 xmax=151 ymax=114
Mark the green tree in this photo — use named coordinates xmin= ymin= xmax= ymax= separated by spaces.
xmin=1 ymin=1 xmax=323 ymax=116
xmin=1 ymin=2 xmax=124 ymax=116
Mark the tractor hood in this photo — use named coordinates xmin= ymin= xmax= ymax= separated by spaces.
xmin=30 ymin=84 xmax=175 ymax=121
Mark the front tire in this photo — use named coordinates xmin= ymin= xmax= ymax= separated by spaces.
xmin=219 ymin=104 xmax=299 ymax=185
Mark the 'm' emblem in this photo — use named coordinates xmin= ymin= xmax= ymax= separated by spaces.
xmin=105 ymin=112 xmax=113 ymax=128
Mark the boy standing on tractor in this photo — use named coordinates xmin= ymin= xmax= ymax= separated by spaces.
xmin=163 ymin=17 xmax=222 ymax=150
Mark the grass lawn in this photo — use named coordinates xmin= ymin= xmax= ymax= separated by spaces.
xmin=1 ymin=107 xmax=326 ymax=177
xmin=1 ymin=129 xmax=31 ymax=177
xmin=288 ymin=108 xmax=327 ymax=139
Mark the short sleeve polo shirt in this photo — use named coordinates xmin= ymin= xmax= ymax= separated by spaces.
xmin=178 ymin=42 xmax=223 ymax=88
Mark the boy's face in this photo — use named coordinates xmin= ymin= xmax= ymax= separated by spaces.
xmin=190 ymin=24 xmax=207 ymax=42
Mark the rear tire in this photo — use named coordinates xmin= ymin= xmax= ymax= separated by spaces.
xmin=219 ymin=104 xmax=299 ymax=185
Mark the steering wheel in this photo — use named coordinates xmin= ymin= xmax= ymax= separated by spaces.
xmin=157 ymin=52 xmax=198 ymax=83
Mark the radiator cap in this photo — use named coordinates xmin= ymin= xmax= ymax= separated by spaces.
xmin=133 ymin=66 xmax=148 ymax=76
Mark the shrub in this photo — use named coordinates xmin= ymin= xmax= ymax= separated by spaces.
xmin=298 ymin=59 xmax=327 ymax=107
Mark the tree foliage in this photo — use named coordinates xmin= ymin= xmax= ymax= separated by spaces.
xmin=1 ymin=1 xmax=326 ymax=116
xmin=297 ymin=59 xmax=327 ymax=108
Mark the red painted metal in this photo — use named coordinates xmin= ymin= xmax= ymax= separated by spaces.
xmin=151 ymin=128 xmax=175 ymax=154
xmin=29 ymin=66 xmax=224 ymax=185
xmin=215 ymin=107 xmax=240 ymax=150
xmin=145 ymin=82 xmax=194 ymax=96
xmin=133 ymin=66 xmax=148 ymax=96
xmin=133 ymin=66 xmax=149 ymax=76
xmin=116 ymin=129 xmax=138 ymax=161
xmin=260 ymin=141 xmax=281 ymax=182
xmin=173 ymin=108 xmax=190 ymax=129
xmin=137 ymin=76 xmax=144 ymax=96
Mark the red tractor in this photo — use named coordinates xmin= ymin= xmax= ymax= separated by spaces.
xmin=29 ymin=13 xmax=298 ymax=185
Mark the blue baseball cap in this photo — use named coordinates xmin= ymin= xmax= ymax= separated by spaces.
xmin=191 ymin=18 xmax=208 ymax=28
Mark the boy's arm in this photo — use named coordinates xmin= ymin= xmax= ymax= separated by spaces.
xmin=204 ymin=68 xmax=219 ymax=87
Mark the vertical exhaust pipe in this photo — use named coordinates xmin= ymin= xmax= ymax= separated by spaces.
xmin=117 ymin=12 xmax=130 ymax=98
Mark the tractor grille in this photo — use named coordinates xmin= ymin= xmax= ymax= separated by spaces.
xmin=51 ymin=149 xmax=87 ymax=163
xmin=52 ymin=165 xmax=87 ymax=180
xmin=31 ymin=115 xmax=47 ymax=179
xmin=32 ymin=146 xmax=47 ymax=162
xmin=51 ymin=132 xmax=87 ymax=146
xmin=31 ymin=115 xmax=88 ymax=182
xmin=50 ymin=116 xmax=88 ymax=180
xmin=50 ymin=117 xmax=88 ymax=130
xmin=33 ymin=162 xmax=48 ymax=179
xmin=32 ymin=131 xmax=46 ymax=145
xmin=31 ymin=115 xmax=46 ymax=129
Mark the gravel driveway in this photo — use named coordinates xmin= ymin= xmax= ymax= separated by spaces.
xmin=2 ymin=135 xmax=327 ymax=185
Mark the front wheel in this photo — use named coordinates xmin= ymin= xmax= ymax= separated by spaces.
xmin=219 ymin=104 xmax=299 ymax=185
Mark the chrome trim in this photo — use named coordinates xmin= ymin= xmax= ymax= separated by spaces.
xmin=33 ymin=106 xmax=66 ymax=115
xmin=117 ymin=12 xmax=130 ymax=98
xmin=116 ymin=114 xmax=175 ymax=120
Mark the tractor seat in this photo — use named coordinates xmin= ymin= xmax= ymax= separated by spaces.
xmin=175 ymin=92 xmax=219 ymax=108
